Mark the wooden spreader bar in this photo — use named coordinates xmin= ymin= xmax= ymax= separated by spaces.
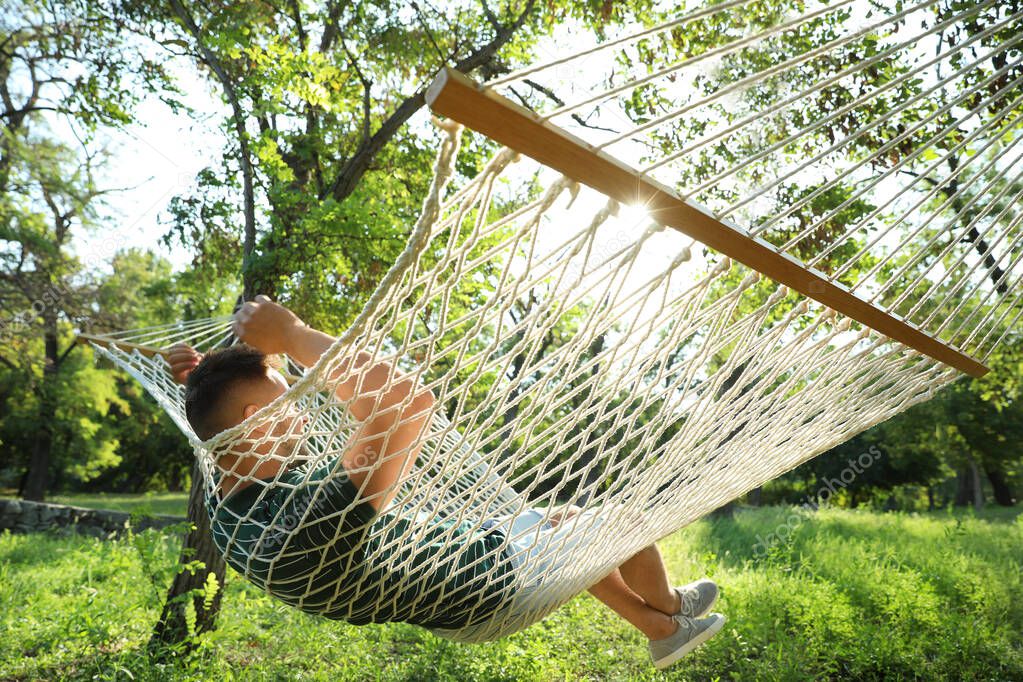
xmin=77 ymin=333 xmax=168 ymax=358
xmin=425 ymin=67 xmax=988 ymax=378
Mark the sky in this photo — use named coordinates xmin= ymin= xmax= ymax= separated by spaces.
xmin=71 ymin=56 xmax=227 ymax=273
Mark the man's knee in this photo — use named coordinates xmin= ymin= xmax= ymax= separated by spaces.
xmin=548 ymin=503 xmax=583 ymax=527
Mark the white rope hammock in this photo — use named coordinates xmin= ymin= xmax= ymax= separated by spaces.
xmin=84 ymin=1 xmax=1021 ymax=642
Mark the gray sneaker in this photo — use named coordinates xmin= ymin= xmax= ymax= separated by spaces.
xmin=673 ymin=578 xmax=718 ymax=618
xmin=648 ymin=612 xmax=726 ymax=670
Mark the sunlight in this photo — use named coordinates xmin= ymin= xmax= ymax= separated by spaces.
xmin=616 ymin=202 xmax=652 ymax=228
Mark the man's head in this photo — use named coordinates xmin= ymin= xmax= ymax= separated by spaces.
xmin=184 ymin=344 xmax=291 ymax=441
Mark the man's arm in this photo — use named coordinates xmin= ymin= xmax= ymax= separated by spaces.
xmin=234 ymin=295 xmax=436 ymax=511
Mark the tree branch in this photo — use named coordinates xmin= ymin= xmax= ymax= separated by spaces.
xmin=898 ymin=164 xmax=1009 ymax=294
xmin=168 ymin=0 xmax=258 ymax=297
xmin=286 ymin=0 xmax=308 ymax=52
xmin=323 ymin=0 xmax=536 ymax=203
xmin=479 ymin=0 xmax=501 ymax=31
xmin=516 ymin=79 xmax=620 ymax=133
xmin=338 ymin=37 xmax=372 ymax=149
xmin=319 ymin=0 xmax=345 ymax=53
xmin=409 ymin=0 xmax=447 ymax=64
xmin=55 ymin=340 xmax=77 ymax=368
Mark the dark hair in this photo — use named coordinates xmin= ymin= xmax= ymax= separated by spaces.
xmin=185 ymin=344 xmax=272 ymax=440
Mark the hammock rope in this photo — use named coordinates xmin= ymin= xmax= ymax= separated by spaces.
xmin=83 ymin=1 xmax=1021 ymax=642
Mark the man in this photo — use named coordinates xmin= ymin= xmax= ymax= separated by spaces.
xmin=170 ymin=295 xmax=725 ymax=669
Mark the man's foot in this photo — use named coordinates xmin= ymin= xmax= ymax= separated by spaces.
xmin=648 ymin=613 xmax=726 ymax=670
xmin=673 ymin=578 xmax=718 ymax=618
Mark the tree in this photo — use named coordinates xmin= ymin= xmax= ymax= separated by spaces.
xmin=0 ymin=0 xmax=175 ymax=501
xmin=951 ymin=343 xmax=1023 ymax=506
xmin=1 ymin=136 xmax=104 ymax=500
xmin=86 ymin=249 xmax=196 ymax=494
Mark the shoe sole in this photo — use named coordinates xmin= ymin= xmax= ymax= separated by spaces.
xmin=652 ymin=614 xmax=726 ymax=670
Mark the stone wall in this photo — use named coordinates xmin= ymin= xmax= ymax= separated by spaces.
xmin=0 ymin=498 xmax=186 ymax=538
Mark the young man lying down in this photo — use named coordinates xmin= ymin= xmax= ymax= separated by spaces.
xmin=170 ymin=295 xmax=725 ymax=669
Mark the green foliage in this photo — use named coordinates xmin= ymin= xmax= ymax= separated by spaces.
xmin=128 ymin=520 xmax=196 ymax=607
xmin=0 ymin=248 xmax=200 ymax=494
xmin=0 ymin=1 xmax=192 ymax=499
xmin=0 ymin=342 xmax=123 ymax=485
xmin=773 ymin=342 xmax=1023 ymax=509
xmin=974 ymin=342 xmax=1023 ymax=407
xmin=122 ymin=0 xmax=661 ymax=329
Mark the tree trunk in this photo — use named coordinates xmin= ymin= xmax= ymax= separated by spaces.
xmin=21 ymin=316 xmax=60 ymax=502
xmin=927 ymin=485 xmax=935 ymax=511
xmin=149 ymin=461 xmax=226 ymax=653
xmin=21 ymin=385 xmax=55 ymax=501
xmin=954 ymin=465 xmax=972 ymax=507
xmin=968 ymin=457 xmax=984 ymax=511
xmin=984 ymin=464 xmax=1016 ymax=506
xmin=747 ymin=486 xmax=762 ymax=507
xmin=153 ymin=6 xmax=242 ymax=647
xmin=709 ymin=499 xmax=736 ymax=519
xmin=940 ymin=158 xmax=1010 ymax=294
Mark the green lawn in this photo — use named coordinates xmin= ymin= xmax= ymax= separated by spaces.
xmin=1 ymin=504 xmax=1021 ymax=681
xmin=2 ymin=491 xmax=189 ymax=517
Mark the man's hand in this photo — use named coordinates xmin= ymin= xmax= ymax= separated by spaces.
xmin=167 ymin=343 xmax=202 ymax=385
xmin=232 ymin=295 xmax=306 ymax=356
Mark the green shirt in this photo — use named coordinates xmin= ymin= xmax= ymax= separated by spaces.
xmin=208 ymin=456 xmax=516 ymax=629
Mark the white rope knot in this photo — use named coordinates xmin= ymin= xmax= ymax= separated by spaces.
xmin=711 ymin=257 xmax=732 ymax=275
xmin=564 ymin=180 xmax=581 ymax=208
xmin=673 ymin=242 xmax=692 ymax=265
xmin=431 ymin=115 xmax=463 ymax=136
xmin=767 ymin=286 xmax=788 ymax=305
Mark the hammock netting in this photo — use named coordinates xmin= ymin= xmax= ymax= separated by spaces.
xmin=86 ymin=0 xmax=1021 ymax=642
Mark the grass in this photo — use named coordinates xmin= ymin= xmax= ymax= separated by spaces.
xmin=1 ymin=503 xmax=1020 ymax=681
xmin=2 ymin=491 xmax=189 ymax=517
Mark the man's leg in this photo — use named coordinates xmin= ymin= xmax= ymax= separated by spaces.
xmin=587 ymin=569 xmax=676 ymax=640
xmin=616 ymin=544 xmax=681 ymax=615
xmin=549 ymin=508 xmax=680 ymax=617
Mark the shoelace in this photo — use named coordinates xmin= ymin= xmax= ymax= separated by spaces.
xmin=673 ymin=614 xmax=699 ymax=639
xmin=678 ymin=586 xmax=701 ymax=616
